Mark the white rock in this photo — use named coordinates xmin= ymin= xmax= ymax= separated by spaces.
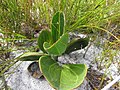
xmin=6 ymin=44 xmax=119 ymax=90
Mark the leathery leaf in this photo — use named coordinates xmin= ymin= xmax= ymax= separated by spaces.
xmin=38 ymin=30 xmax=51 ymax=53
xmin=19 ymin=52 xmax=43 ymax=61
xmin=65 ymin=38 xmax=89 ymax=54
xmin=51 ymin=12 xmax=64 ymax=43
xmin=43 ymin=33 xmax=69 ymax=56
xmin=39 ymin=56 xmax=87 ymax=90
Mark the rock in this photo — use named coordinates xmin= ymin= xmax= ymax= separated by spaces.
xmin=5 ymin=44 xmax=120 ymax=90
xmin=6 ymin=44 xmax=100 ymax=90
xmin=6 ymin=61 xmax=53 ymax=90
xmin=6 ymin=61 xmax=92 ymax=90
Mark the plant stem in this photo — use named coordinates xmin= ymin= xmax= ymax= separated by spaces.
xmin=83 ymin=42 xmax=91 ymax=58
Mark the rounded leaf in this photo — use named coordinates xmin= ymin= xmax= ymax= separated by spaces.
xmin=43 ymin=33 xmax=69 ymax=56
xmin=65 ymin=38 xmax=89 ymax=54
xmin=51 ymin=12 xmax=64 ymax=43
xmin=39 ymin=56 xmax=87 ymax=90
xmin=38 ymin=30 xmax=51 ymax=53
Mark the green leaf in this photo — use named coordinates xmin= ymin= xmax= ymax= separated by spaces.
xmin=65 ymin=38 xmax=89 ymax=54
xmin=19 ymin=52 xmax=43 ymax=61
xmin=51 ymin=12 xmax=64 ymax=43
xmin=38 ymin=30 xmax=51 ymax=53
xmin=39 ymin=56 xmax=87 ymax=90
xmin=43 ymin=33 xmax=69 ymax=56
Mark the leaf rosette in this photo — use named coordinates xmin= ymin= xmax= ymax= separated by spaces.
xmin=20 ymin=11 xmax=89 ymax=90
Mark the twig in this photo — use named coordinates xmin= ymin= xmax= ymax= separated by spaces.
xmin=98 ymin=73 xmax=106 ymax=90
xmin=86 ymin=77 xmax=98 ymax=90
xmin=83 ymin=42 xmax=91 ymax=58
xmin=101 ymin=75 xmax=120 ymax=90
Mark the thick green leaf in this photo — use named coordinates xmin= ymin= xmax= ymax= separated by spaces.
xmin=39 ymin=56 xmax=87 ymax=90
xmin=19 ymin=52 xmax=43 ymax=61
xmin=51 ymin=12 xmax=64 ymax=43
xmin=65 ymin=38 xmax=89 ymax=54
xmin=38 ymin=30 xmax=51 ymax=53
xmin=43 ymin=33 xmax=69 ymax=56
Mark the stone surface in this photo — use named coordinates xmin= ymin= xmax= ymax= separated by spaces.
xmin=6 ymin=45 xmax=99 ymax=90
xmin=6 ymin=61 xmax=53 ymax=90
xmin=6 ymin=61 xmax=92 ymax=90
xmin=5 ymin=44 xmax=119 ymax=90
